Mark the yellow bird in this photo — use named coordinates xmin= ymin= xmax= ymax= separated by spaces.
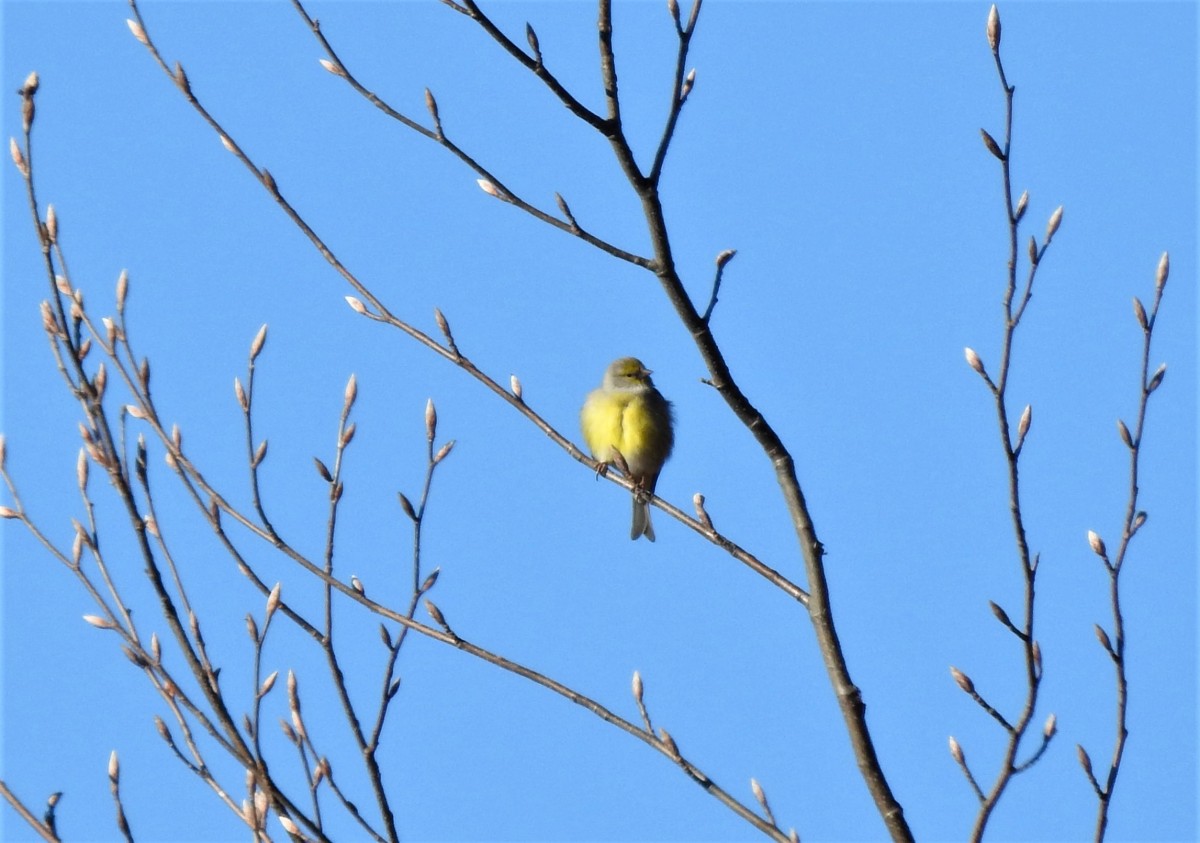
xmin=580 ymin=357 xmax=675 ymax=541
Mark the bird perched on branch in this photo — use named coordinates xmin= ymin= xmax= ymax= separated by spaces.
xmin=580 ymin=357 xmax=674 ymax=541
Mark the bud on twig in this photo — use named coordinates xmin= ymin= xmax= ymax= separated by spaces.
xmin=1147 ymin=363 xmax=1166 ymax=393
xmin=980 ymin=129 xmax=1004 ymax=160
xmin=555 ymin=193 xmax=577 ymax=228
xmin=964 ymin=347 xmax=986 ymax=377
xmin=45 ymin=205 xmax=58 ymax=244
xmin=1045 ymin=205 xmax=1064 ymax=241
xmin=680 ymin=68 xmax=696 ymax=101
xmin=94 ymin=364 xmax=108 ymax=401
xmin=174 ymin=62 xmax=191 ymax=97
xmin=424 ymin=88 xmax=441 ymax=134
xmin=1028 ymin=235 xmax=1039 ymax=266
xmin=434 ymin=440 xmax=455 ymax=464
xmin=345 ymin=295 xmax=367 ymax=315
xmin=1077 ymin=744 xmax=1093 ymax=776
xmin=314 ymin=458 xmax=332 ymax=482
xmin=988 ymin=600 xmax=1013 ymax=630
xmin=10 ymin=137 xmax=28 ymax=177
xmin=108 ymin=750 xmax=120 ymax=784
xmin=279 ymin=816 xmax=300 ymax=836
xmin=425 ymin=599 xmax=449 ymax=631
xmin=344 ymin=373 xmax=358 ymax=409
xmin=1132 ymin=296 xmax=1148 ymax=330
xmin=249 ymin=324 xmax=268 ymax=361
xmin=1014 ymin=189 xmax=1028 ymax=222
xmin=425 ymin=398 xmax=437 ymax=441
xmin=950 ymin=666 xmax=975 ymax=694
xmin=83 ymin=614 xmax=114 ymax=629
xmin=126 ymin=18 xmax=148 ymax=45
xmin=420 ymin=567 xmax=440 ymax=593
xmin=1156 ymin=251 xmax=1169 ymax=291
xmin=234 ymin=378 xmax=248 ymax=412
xmin=948 ymin=735 xmax=964 ymax=765
xmin=476 ymin=178 xmax=501 ymax=198
xmin=659 ymin=728 xmax=680 ymax=759
xmin=1087 ymin=530 xmax=1107 ymax=558
xmin=259 ymin=670 xmax=279 ymax=698
xmin=1117 ymin=419 xmax=1133 ymax=449
xmin=510 ymin=374 xmax=523 ymax=401
xmin=319 ymin=58 xmax=345 ymax=77
xmin=266 ymin=582 xmax=282 ymax=619
xmin=1043 ymin=712 xmax=1057 ymax=739
xmin=350 ymin=575 xmax=365 ymax=595
xmin=525 ymin=22 xmax=541 ymax=62
xmin=632 ymin=670 xmax=644 ymax=704
xmin=1015 ymin=404 xmax=1032 ymax=447
xmin=1094 ymin=624 xmax=1112 ymax=654
xmin=750 ymin=777 xmax=776 ymax=824
xmin=116 ymin=269 xmax=129 ymax=312
xmin=398 ymin=492 xmax=417 ymax=521
xmin=986 ymin=4 xmax=1001 ymax=51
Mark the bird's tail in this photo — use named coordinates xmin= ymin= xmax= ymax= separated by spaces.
xmin=631 ymin=496 xmax=655 ymax=542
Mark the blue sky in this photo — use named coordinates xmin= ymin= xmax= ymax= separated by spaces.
xmin=2 ymin=2 xmax=1196 ymax=841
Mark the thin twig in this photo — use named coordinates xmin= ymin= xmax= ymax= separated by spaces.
xmin=1087 ymin=253 xmax=1169 ymax=841
xmin=963 ymin=10 xmax=1062 ymax=840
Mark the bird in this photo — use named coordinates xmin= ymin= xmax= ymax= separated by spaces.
xmin=580 ymin=357 xmax=674 ymax=541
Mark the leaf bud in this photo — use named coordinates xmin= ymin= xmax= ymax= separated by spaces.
xmin=425 ymin=398 xmax=437 ymax=441
xmin=420 ymin=567 xmax=440 ymax=593
xmin=126 ymin=18 xmax=148 ymax=45
xmin=964 ymin=347 xmax=986 ymax=376
xmin=433 ymin=440 xmax=455 ymax=463
xmin=1132 ymin=296 xmax=1148 ymax=330
xmin=398 ymin=492 xmax=417 ymax=521
xmin=1147 ymin=363 xmax=1166 ymax=393
xmin=1117 ymin=419 xmax=1133 ymax=448
xmin=250 ymin=324 xmax=268 ymax=361
xmin=1156 ymin=251 xmax=1169 ymax=291
xmin=986 ymin=5 xmax=1001 ymax=51
xmin=980 ymin=128 xmax=1004 ymax=160
xmin=1045 ymin=205 xmax=1064 ymax=241
xmin=948 ymin=735 xmax=964 ymax=764
xmin=950 ymin=666 xmax=975 ymax=694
